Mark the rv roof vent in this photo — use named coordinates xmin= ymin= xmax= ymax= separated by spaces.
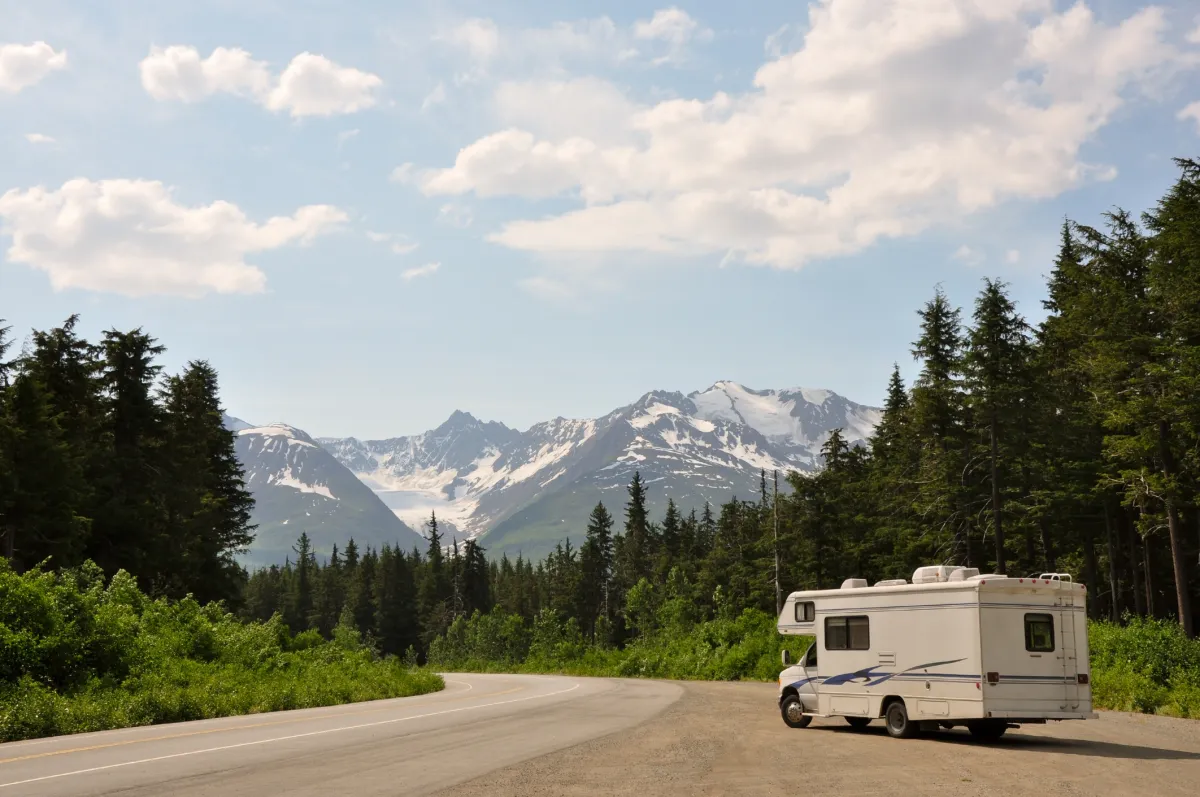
xmin=948 ymin=567 xmax=980 ymax=582
xmin=840 ymin=578 xmax=869 ymax=589
xmin=969 ymin=574 xmax=1008 ymax=581
xmin=912 ymin=565 xmax=954 ymax=584
xmin=874 ymin=579 xmax=907 ymax=587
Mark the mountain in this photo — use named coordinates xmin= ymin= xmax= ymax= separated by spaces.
xmin=229 ymin=420 xmax=425 ymax=567
xmin=319 ymin=381 xmax=881 ymax=562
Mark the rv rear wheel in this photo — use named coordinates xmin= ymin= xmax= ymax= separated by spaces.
xmin=781 ymin=695 xmax=812 ymax=729
xmin=967 ymin=720 xmax=1007 ymax=741
xmin=884 ymin=700 xmax=918 ymax=739
xmin=845 ymin=717 xmax=871 ymax=730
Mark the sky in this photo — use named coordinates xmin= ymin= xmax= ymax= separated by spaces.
xmin=2 ymin=0 xmax=1199 ymax=440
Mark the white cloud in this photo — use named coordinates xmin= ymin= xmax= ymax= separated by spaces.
xmin=401 ymin=262 xmax=440 ymax=280
xmin=422 ymin=1 xmax=1193 ymax=270
xmin=140 ymin=46 xmax=381 ymax=117
xmin=390 ymin=162 xmax=415 ymax=183
xmin=444 ymin=18 xmax=500 ymax=63
xmin=0 ymin=178 xmax=345 ymax=297
xmin=421 ymin=82 xmax=447 ymax=112
xmin=337 ymin=129 xmax=360 ymax=149
xmin=25 ymin=133 xmax=55 ymax=144
xmin=764 ymin=24 xmax=802 ymax=59
xmin=1181 ymin=101 xmax=1200 ymax=133
xmin=438 ymin=204 xmax=473 ymax=228
xmin=0 ymin=42 xmax=67 ymax=93
xmin=1188 ymin=22 xmax=1200 ymax=45
xmin=634 ymin=7 xmax=712 ymax=64
xmin=1005 ymin=249 xmax=1021 ymax=264
xmin=365 ymin=230 xmax=419 ymax=254
xmin=953 ymin=245 xmax=984 ymax=266
xmin=438 ymin=9 xmax=708 ymax=74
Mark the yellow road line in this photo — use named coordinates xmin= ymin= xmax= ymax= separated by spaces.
xmin=0 ymin=684 xmax=522 ymax=767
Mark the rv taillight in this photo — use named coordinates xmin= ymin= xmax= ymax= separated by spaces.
xmin=986 ymin=672 xmax=1000 ymax=684
xmin=1077 ymin=673 xmax=1089 ymax=685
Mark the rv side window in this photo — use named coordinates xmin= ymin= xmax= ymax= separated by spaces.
xmin=804 ymin=643 xmax=817 ymax=668
xmin=794 ymin=601 xmax=815 ymax=623
xmin=1025 ymin=613 xmax=1055 ymax=652
xmin=824 ymin=616 xmax=870 ymax=651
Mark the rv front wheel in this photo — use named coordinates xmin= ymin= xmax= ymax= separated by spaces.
xmin=781 ymin=695 xmax=812 ymax=729
xmin=884 ymin=700 xmax=918 ymax=739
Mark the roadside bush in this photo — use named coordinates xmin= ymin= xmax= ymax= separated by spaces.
xmin=0 ymin=559 xmax=443 ymax=742
xmin=1089 ymin=616 xmax=1200 ymax=718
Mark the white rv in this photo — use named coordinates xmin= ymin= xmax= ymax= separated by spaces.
xmin=776 ymin=565 xmax=1096 ymax=740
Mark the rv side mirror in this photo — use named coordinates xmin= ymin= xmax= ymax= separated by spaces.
xmin=782 ymin=649 xmax=792 ymax=666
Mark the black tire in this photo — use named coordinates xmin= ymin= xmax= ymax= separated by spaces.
xmin=845 ymin=716 xmax=871 ymax=730
xmin=781 ymin=695 xmax=812 ymax=729
xmin=884 ymin=700 xmax=918 ymax=739
xmin=967 ymin=720 xmax=1007 ymax=741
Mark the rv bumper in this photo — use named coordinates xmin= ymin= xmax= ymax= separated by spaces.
xmin=985 ymin=710 xmax=1097 ymax=720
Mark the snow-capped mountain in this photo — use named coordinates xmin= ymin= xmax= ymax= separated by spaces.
xmin=229 ymin=419 xmax=424 ymax=567
xmin=318 ymin=381 xmax=880 ymax=561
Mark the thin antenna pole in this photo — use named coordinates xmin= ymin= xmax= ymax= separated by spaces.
xmin=774 ymin=469 xmax=781 ymax=615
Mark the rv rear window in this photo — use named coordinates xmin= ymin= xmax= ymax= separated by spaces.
xmin=1025 ymin=613 xmax=1055 ymax=652
xmin=824 ymin=616 xmax=870 ymax=651
xmin=794 ymin=601 xmax=815 ymax=623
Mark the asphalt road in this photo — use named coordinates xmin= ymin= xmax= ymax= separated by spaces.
xmin=4 ymin=676 xmax=1199 ymax=796
xmin=0 ymin=674 xmax=682 ymax=796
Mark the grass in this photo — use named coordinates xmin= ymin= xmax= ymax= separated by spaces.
xmin=0 ymin=561 xmax=443 ymax=742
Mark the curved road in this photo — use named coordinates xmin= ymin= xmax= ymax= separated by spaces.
xmin=0 ymin=674 xmax=683 ymax=796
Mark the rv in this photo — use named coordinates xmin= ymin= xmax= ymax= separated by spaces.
xmin=776 ymin=565 xmax=1096 ymax=740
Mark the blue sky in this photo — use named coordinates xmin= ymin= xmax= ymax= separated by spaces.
xmin=2 ymin=0 xmax=1198 ymax=439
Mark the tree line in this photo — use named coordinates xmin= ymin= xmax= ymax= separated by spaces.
xmin=0 ymin=316 xmax=254 ymax=604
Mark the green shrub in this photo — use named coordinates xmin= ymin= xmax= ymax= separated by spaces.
xmin=0 ymin=559 xmax=443 ymax=742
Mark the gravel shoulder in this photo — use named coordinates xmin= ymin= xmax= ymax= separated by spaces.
xmin=433 ymin=680 xmax=1200 ymax=797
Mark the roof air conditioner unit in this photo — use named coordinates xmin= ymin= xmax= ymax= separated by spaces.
xmin=840 ymin=578 xmax=869 ymax=589
xmin=912 ymin=565 xmax=954 ymax=584
xmin=948 ymin=567 xmax=980 ymax=581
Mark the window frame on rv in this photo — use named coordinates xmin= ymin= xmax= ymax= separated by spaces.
xmin=794 ymin=601 xmax=815 ymax=623
xmin=1024 ymin=612 xmax=1056 ymax=652
xmin=824 ymin=615 xmax=870 ymax=651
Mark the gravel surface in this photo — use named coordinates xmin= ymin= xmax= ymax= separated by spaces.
xmin=433 ymin=680 xmax=1200 ymax=797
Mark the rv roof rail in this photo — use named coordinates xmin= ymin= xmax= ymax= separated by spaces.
xmin=1038 ymin=572 xmax=1073 ymax=582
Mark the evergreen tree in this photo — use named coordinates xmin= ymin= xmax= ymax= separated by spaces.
xmin=160 ymin=361 xmax=255 ymax=603
xmin=964 ymin=279 xmax=1032 ymax=574
xmin=90 ymin=328 xmax=167 ymax=586
xmin=0 ymin=374 xmax=89 ymax=568
xmin=286 ymin=532 xmax=315 ymax=632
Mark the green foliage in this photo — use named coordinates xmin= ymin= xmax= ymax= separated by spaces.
xmin=1089 ymin=616 xmax=1200 ymax=718
xmin=0 ymin=559 xmax=443 ymax=742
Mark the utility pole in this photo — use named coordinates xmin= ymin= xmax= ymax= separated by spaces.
xmin=774 ymin=469 xmax=781 ymax=616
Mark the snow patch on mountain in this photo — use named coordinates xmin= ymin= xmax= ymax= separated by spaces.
xmin=319 ymin=381 xmax=881 ymax=550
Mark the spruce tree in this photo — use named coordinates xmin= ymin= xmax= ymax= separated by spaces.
xmin=964 ymin=279 xmax=1032 ymax=574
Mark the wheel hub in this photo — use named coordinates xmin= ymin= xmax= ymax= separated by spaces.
xmin=786 ymin=702 xmax=806 ymax=723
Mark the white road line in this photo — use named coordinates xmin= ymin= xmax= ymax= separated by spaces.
xmin=0 ymin=682 xmax=581 ymax=791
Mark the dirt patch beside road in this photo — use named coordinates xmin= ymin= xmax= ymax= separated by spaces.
xmin=434 ymin=680 xmax=1200 ymax=797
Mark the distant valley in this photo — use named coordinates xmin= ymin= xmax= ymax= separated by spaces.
xmin=229 ymin=381 xmax=880 ymax=565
